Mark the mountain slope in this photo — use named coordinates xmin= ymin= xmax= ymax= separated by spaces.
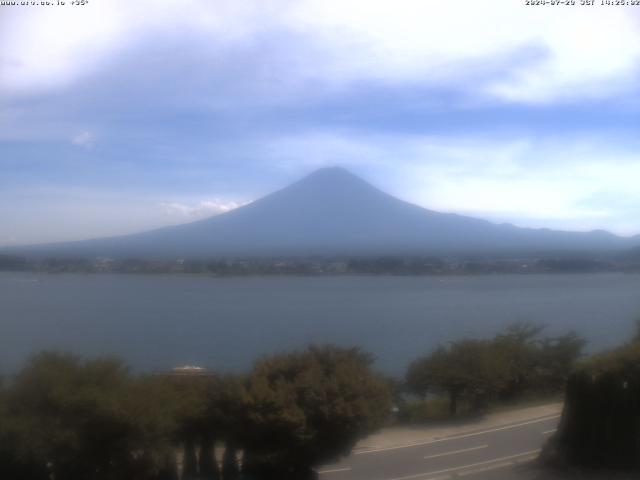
xmin=11 ymin=167 xmax=639 ymax=258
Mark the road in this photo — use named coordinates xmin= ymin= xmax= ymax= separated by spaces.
xmin=317 ymin=414 xmax=560 ymax=480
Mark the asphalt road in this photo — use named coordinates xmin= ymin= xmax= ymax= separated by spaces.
xmin=317 ymin=414 xmax=560 ymax=480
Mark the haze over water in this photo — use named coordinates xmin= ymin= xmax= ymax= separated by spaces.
xmin=2 ymin=272 xmax=639 ymax=376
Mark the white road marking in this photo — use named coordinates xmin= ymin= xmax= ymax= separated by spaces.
xmin=515 ymin=455 xmax=539 ymax=464
xmin=423 ymin=445 xmax=487 ymax=460
xmin=385 ymin=449 xmax=541 ymax=480
xmin=458 ymin=453 xmax=539 ymax=476
xmin=457 ymin=460 xmax=513 ymax=476
xmin=542 ymin=428 xmax=557 ymax=435
xmin=317 ymin=467 xmax=352 ymax=475
xmin=354 ymin=414 xmax=560 ymax=455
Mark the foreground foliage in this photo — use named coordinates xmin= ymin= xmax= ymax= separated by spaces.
xmin=547 ymin=330 xmax=640 ymax=470
xmin=0 ymin=346 xmax=391 ymax=480
xmin=241 ymin=346 xmax=391 ymax=479
xmin=0 ymin=353 xmax=180 ymax=480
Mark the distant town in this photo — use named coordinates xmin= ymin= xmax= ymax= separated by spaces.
xmin=2 ymin=253 xmax=640 ymax=275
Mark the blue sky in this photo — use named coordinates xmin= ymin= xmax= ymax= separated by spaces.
xmin=2 ymin=0 xmax=640 ymax=245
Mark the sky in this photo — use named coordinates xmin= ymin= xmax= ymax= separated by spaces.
xmin=2 ymin=0 xmax=640 ymax=246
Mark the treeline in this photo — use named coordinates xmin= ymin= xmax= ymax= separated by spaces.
xmin=0 ymin=346 xmax=391 ymax=480
xmin=0 ymin=324 xmax=596 ymax=479
xmin=403 ymin=323 xmax=585 ymax=419
xmin=3 ymin=254 xmax=640 ymax=275
xmin=545 ymin=321 xmax=640 ymax=471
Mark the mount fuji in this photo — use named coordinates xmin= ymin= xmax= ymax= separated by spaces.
xmin=10 ymin=167 xmax=639 ymax=258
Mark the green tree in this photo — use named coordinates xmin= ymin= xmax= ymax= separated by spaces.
xmin=536 ymin=331 xmax=586 ymax=394
xmin=0 ymin=352 xmax=181 ymax=480
xmin=240 ymin=345 xmax=391 ymax=479
xmin=203 ymin=375 xmax=247 ymax=479
xmin=407 ymin=324 xmax=586 ymax=415
xmin=492 ymin=322 xmax=545 ymax=399
xmin=8 ymin=352 xmax=136 ymax=480
xmin=493 ymin=323 xmax=585 ymax=398
xmin=165 ymin=373 xmax=220 ymax=480
xmin=550 ymin=341 xmax=640 ymax=470
xmin=406 ymin=340 xmax=509 ymax=415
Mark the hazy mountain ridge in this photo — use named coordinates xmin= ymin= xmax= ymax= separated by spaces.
xmin=8 ymin=167 xmax=639 ymax=259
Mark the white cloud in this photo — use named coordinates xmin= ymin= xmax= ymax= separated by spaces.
xmin=486 ymin=9 xmax=640 ymax=103
xmin=2 ymin=1 xmax=640 ymax=103
xmin=160 ymin=199 xmax=246 ymax=218
xmin=0 ymin=187 xmax=248 ymax=246
xmin=71 ymin=131 xmax=95 ymax=148
xmin=286 ymin=1 xmax=640 ymax=103
xmin=0 ymin=0 xmax=270 ymax=96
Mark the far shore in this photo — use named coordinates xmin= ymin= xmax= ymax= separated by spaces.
xmin=2 ymin=254 xmax=640 ymax=277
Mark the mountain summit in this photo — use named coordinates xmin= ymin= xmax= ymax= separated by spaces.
xmin=12 ymin=167 xmax=638 ymax=258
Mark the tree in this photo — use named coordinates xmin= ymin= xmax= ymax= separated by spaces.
xmin=203 ymin=375 xmax=247 ymax=479
xmin=7 ymin=352 xmax=137 ymax=480
xmin=0 ymin=377 xmax=51 ymax=480
xmin=240 ymin=345 xmax=391 ymax=479
xmin=406 ymin=340 xmax=509 ymax=415
xmin=548 ymin=342 xmax=640 ymax=470
xmin=492 ymin=322 xmax=545 ymax=399
xmin=536 ymin=331 xmax=586 ymax=394
xmin=492 ymin=323 xmax=586 ymax=399
xmin=198 ymin=431 xmax=219 ymax=480
xmin=405 ymin=359 xmax=430 ymax=400
xmin=0 ymin=352 xmax=181 ymax=480
xmin=221 ymin=442 xmax=240 ymax=480
xmin=165 ymin=373 xmax=220 ymax=480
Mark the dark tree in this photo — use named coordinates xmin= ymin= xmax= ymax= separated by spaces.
xmin=406 ymin=340 xmax=509 ymax=415
xmin=183 ymin=436 xmax=198 ymax=480
xmin=547 ymin=342 xmax=640 ymax=470
xmin=406 ymin=323 xmax=586 ymax=415
xmin=536 ymin=331 xmax=586 ymax=394
xmin=155 ymin=452 xmax=180 ymax=480
xmin=198 ymin=432 xmax=220 ymax=480
xmin=221 ymin=442 xmax=240 ymax=480
xmin=239 ymin=345 xmax=391 ymax=478
xmin=492 ymin=322 xmax=545 ymax=399
xmin=0 ymin=352 xmax=181 ymax=480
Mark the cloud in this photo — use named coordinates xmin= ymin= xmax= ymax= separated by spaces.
xmin=160 ymin=200 xmax=246 ymax=218
xmin=0 ymin=0 xmax=272 ymax=96
xmin=71 ymin=131 xmax=95 ymax=148
xmin=485 ymin=9 xmax=640 ymax=103
xmin=3 ymin=1 xmax=640 ymax=104
xmin=0 ymin=187 xmax=248 ymax=246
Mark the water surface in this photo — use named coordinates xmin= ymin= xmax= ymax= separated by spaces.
xmin=1 ymin=272 xmax=639 ymax=375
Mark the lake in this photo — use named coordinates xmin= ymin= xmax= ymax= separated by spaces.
xmin=1 ymin=272 xmax=639 ymax=376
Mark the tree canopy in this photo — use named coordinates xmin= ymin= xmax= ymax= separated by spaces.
xmin=241 ymin=345 xmax=391 ymax=478
xmin=0 ymin=346 xmax=392 ymax=480
xmin=406 ymin=323 xmax=586 ymax=416
xmin=0 ymin=352 xmax=181 ymax=480
xmin=549 ymin=340 xmax=640 ymax=470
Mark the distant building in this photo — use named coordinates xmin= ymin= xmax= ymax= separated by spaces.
xmin=168 ymin=365 xmax=215 ymax=377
